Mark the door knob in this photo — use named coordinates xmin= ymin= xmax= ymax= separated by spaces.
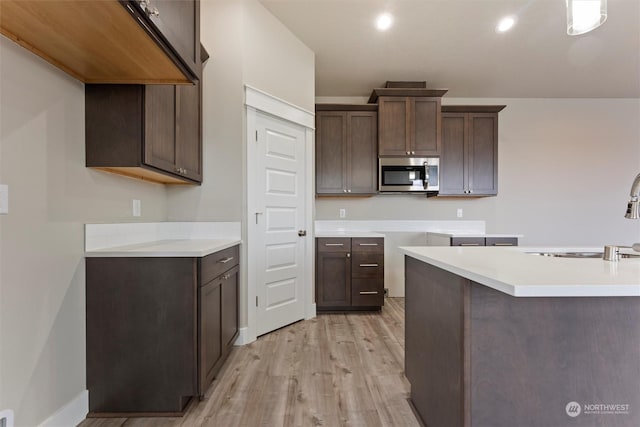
xmin=298 ymin=230 xmax=307 ymax=237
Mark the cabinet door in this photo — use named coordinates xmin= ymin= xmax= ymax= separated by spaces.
xmin=316 ymin=112 xmax=347 ymax=194
xmin=316 ymin=251 xmax=351 ymax=307
xmin=221 ymin=266 xmax=239 ymax=354
xmin=176 ymin=81 xmax=202 ymax=182
xmin=440 ymin=113 xmax=467 ymax=195
xmin=411 ymin=97 xmax=441 ymax=155
xmin=199 ymin=279 xmax=222 ymax=396
xmin=144 ymin=85 xmax=177 ymax=173
xmin=378 ymin=97 xmax=409 ymax=156
xmin=347 ymin=111 xmax=378 ymax=194
xmin=147 ymin=0 xmax=200 ymax=79
xmin=468 ymin=113 xmax=498 ymax=196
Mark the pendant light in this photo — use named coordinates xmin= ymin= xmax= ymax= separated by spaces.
xmin=567 ymin=0 xmax=607 ymax=35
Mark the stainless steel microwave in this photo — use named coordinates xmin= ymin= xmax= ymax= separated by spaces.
xmin=378 ymin=157 xmax=440 ymax=193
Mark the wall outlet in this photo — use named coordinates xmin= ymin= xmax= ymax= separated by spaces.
xmin=133 ymin=199 xmax=141 ymax=217
xmin=0 ymin=185 xmax=8 ymax=215
xmin=457 ymin=208 xmax=463 ymax=218
xmin=339 ymin=208 xmax=346 ymax=218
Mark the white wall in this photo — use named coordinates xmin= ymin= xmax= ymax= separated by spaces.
xmin=167 ymin=0 xmax=315 ymax=330
xmin=0 ymin=39 xmax=168 ymax=425
xmin=315 ymin=96 xmax=640 ymax=246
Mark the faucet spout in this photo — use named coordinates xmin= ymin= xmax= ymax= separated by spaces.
xmin=625 ymin=173 xmax=640 ymax=219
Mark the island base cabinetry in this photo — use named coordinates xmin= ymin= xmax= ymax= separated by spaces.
xmin=405 ymin=256 xmax=640 ymax=427
xmin=86 ymin=245 xmax=239 ymax=416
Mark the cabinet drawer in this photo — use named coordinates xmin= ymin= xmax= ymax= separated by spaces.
xmin=352 ymin=253 xmax=384 ymax=278
xmin=317 ymin=238 xmax=351 ymax=253
xmin=351 ymin=238 xmax=384 ymax=253
xmin=450 ymin=237 xmax=485 ymax=246
xmin=485 ymin=237 xmax=518 ymax=247
xmin=201 ymin=245 xmax=239 ymax=285
xmin=351 ymin=278 xmax=384 ymax=306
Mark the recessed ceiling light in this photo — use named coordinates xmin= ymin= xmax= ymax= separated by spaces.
xmin=376 ymin=13 xmax=393 ymax=31
xmin=496 ymin=16 xmax=516 ymax=33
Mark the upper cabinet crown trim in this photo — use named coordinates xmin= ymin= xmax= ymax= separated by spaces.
xmin=0 ymin=0 xmax=198 ymax=84
xmin=368 ymin=88 xmax=449 ymax=103
xmin=442 ymin=105 xmax=506 ymax=113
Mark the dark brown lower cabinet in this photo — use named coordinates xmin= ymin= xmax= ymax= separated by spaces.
xmin=316 ymin=237 xmax=384 ymax=311
xmin=86 ymin=245 xmax=239 ymax=416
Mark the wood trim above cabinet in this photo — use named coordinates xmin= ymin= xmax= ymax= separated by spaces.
xmin=0 ymin=0 xmax=198 ymax=84
xmin=368 ymin=88 xmax=449 ymax=103
xmin=442 ymin=105 xmax=506 ymax=113
xmin=315 ymin=104 xmax=378 ymax=111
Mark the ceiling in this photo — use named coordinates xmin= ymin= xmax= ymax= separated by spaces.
xmin=260 ymin=0 xmax=640 ymax=98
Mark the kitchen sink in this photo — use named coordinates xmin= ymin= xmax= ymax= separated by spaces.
xmin=527 ymin=251 xmax=604 ymax=258
xmin=527 ymin=251 xmax=640 ymax=259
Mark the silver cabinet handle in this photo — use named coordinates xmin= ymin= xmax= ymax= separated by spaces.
xmin=347 ymin=189 xmax=351 ymax=193
xmin=460 ymin=243 xmax=481 ymax=246
xmin=493 ymin=243 xmax=514 ymax=246
xmin=346 ymin=253 xmax=351 ymax=258
xmin=218 ymin=257 xmax=234 ymax=264
xmin=358 ymin=243 xmax=378 ymax=246
xmin=221 ymin=274 xmax=230 ymax=280
xmin=343 ymin=189 xmax=347 ymax=193
xmin=359 ymin=291 xmax=378 ymax=295
xmin=325 ymin=243 xmax=344 ymax=246
xmin=359 ymin=264 xmax=379 ymax=267
xmin=411 ymin=151 xmax=415 ymax=155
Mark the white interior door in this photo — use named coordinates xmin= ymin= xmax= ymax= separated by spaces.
xmin=254 ymin=112 xmax=306 ymax=336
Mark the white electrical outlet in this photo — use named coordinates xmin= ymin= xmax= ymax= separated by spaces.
xmin=339 ymin=208 xmax=346 ymax=218
xmin=0 ymin=185 xmax=8 ymax=215
xmin=457 ymin=208 xmax=463 ymax=218
xmin=133 ymin=199 xmax=141 ymax=217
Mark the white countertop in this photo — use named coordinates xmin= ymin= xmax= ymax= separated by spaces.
xmin=85 ymin=238 xmax=241 ymax=258
xmin=315 ymin=230 xmax=385 ymax=238
xmin=426 ymin=232 xmax=523 ymax=238
xmin=400 ymin=246 xmax=640 ymax=297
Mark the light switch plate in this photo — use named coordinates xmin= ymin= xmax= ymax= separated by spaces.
xmin=0 ymin=185 xmax=8 ymax=215
xmin=339 ymin=208 xmax=346 ymax=218
xmin=457 ymin=208 xmax=463 ymax=218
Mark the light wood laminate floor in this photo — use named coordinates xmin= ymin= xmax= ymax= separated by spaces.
xmin=78 ymin=298 xmax=420 ymax=427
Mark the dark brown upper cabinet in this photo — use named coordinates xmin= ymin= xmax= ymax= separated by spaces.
xmin=373 ymin=89 xmax=447 ymax=157
xmin=316 ymin=105 xmax=378 ymax=195
xmin=0 ymin=0 xmax=199 ymax=84
xmin=439 ymin=106 xmax=506 ymax=197
xmin=86 ymin=77 xmax=203 ymax=184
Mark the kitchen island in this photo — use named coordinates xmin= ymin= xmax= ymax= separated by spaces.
xmin=401 ymin=246 xmax=640 ymax=427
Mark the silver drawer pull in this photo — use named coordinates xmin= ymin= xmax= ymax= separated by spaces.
xmin=493 ymin=243 xmax=514 ymax=246
xmin=218 ymin=256 xmax=234 ymax=264
xmin=359 ymin=291 xmax=379 ymax=295
xmin=359 ymin=264 xmax=379 ymax=267
xmin=325 ymin=243 xmax=344 ymax=246
xmin=460 ymin=243 xmax=481 ymax=246
xmin=358 ymin=243 xmax=378 ymax=246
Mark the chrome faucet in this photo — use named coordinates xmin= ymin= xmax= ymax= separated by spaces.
xmin=603 ymin=173 xmax=640 ymax=261
xmin=625 ymin=172 xmax=640 ymax=219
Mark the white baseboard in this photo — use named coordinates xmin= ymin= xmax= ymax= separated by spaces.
xmin=234 ymin=327 xmax=254 ymax=346
xmin=38 ymin=390 xmax=87 ymax=427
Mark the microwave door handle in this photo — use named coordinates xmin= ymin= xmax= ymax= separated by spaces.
xmin=423 ymin=162 xmax=429 ymax=189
